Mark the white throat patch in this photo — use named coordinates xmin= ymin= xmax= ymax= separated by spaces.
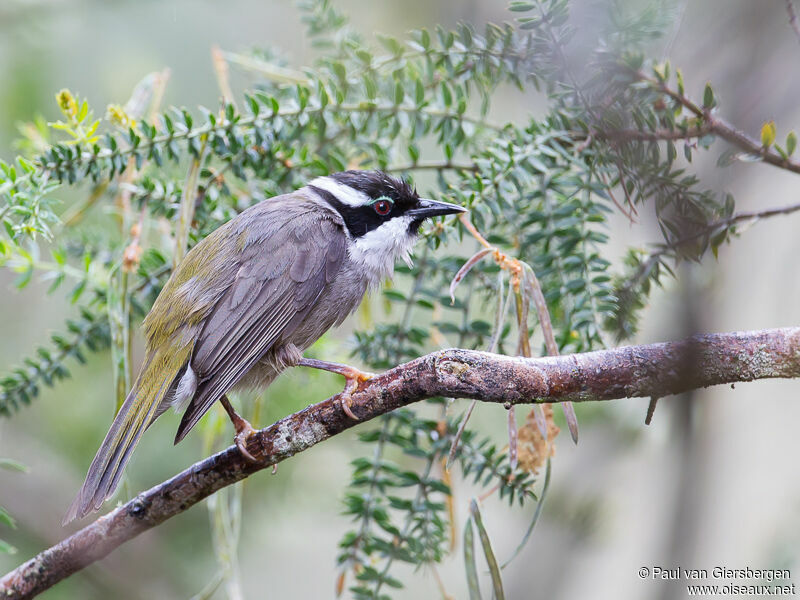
xmin=348 ymin=215 xmax=416 ymax=286
xmin=308 ymin=176 xmax=370 ymax=207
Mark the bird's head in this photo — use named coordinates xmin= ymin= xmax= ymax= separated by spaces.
xmin=308 ymin=170 xmax=465 ymax=282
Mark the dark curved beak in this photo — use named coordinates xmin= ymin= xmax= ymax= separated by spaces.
xmin=406 ymin=198 xmax=467 ymax=219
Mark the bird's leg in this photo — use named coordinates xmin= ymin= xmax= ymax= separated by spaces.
xmin=219 ymin=395 xmax=259 ymax=463
xmin=296 ymin=358 xmax=374 ymax=420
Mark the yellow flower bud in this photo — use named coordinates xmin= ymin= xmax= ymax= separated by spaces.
xmin=106 ymin=104 xmax=136 ymax=130
xmin=760 ymin=120 xmax=776 ymax=149
xmin=56 ymin=89 xmax=78 ymax=118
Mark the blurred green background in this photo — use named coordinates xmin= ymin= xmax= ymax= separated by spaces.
xmin=1 ymin=1 xmax=799 ymax=598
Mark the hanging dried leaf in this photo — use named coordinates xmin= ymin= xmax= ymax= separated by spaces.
xmin=518 ymin=404 xmax=559 ymax=475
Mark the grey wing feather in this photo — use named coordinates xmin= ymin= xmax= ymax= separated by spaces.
xmin=174 ymin=209 xmax=346 ymax=442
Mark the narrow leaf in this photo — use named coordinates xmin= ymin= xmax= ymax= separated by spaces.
xmin=463 ymin=516 xmax=482 ymax=600
xmin=702 ymin=83 xmax=715 ymax=109
xmin=0 ymin=505 xmax=15 ymax=528
xmin=561 ymin=402 xmax=579 ymax=444
xmin=0 ymin=459 xmax=28 ymax=472
xmin=470 ymin=500 xmax=505 ymax=600
xmin=449 ymin=248 xmax=494 ymax=304
xmin=787 ymin=131 xmax=797 ymax=156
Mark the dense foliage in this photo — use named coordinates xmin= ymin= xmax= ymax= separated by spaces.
xmin=1 ymin=0 xmax=796 ymax=595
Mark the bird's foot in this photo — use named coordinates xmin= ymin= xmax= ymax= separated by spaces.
xmin=339 ymin=368 xmax=374 ymax=420
xmin=220 ymin=395 xmax=259 ymax=463
xmin=297 ymin=358 xmax=375 ymax=420
xmin=233 ymin=421 xmax=259 ymax=463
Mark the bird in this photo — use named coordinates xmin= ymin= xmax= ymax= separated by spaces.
xmin=64 ymin=169 xmax=465 ymax=523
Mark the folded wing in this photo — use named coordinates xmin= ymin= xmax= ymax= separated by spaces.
xmin=174 ymin=206 xmax=346 ymax=442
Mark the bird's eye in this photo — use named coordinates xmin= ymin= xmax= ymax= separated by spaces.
xmin=373 ymin=199 xmax=392 ymax=216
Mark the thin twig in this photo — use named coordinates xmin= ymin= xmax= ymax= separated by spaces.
xmin=635 ymin=71 xmax=800 ymax=175
xmin=386 ymin=161 xmax=479 ymax=173
xmin=613 ymin=159 xmax=638 ymax=217
xmin=619 ymin=199 xmax=800 ymax=297
xmin=597 ymin=168 xmax=636 ymax=224
xmin=591 ymin=124 xmax=714 ymax=143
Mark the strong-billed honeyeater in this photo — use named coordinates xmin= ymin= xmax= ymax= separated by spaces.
xmin=65 ymin=170 xmax=465 ymax=523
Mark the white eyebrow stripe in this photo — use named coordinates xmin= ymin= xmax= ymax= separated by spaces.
xmin=308 ymin=176 xmax=370 ymax=207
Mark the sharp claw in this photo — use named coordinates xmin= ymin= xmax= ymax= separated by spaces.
xmin=235 ymin=430 xmax=259 ymax=463
xmin=295 ymin=360 xmax=374 ymax=421
xmin=340 ymin=393 xmax=360 ymax=420
xmin=232 ymin=417 xmax=259 ymax=463
xmin=339 ymin=372 xmax=370 ymax=420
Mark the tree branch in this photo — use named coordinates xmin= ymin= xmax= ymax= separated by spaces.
xmin=635 ymin=71 xmax=800 ymax=175
xmin=3 ymin=327 xmax=800 ymax=599
xmin=593 ymin=124 xmax=715 ymax=143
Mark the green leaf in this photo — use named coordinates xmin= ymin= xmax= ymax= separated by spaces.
xmin=0 ymin=505 xmax=15 ymax=528
xmin=415 ymin=79 xmax=425 ymax=106
xmin=383 ymin=289 xmax=406 ymax=302
xmin=420 ymin=28 xmax=430 ymax=49
xmin=518 ymin=17 xmax=541 ymax=30
xmin=723 ymin=193 xmax=735 ymax=217
xmin=463 ymin=517 xmax=482 ymax=600
xmin=786 ymin=131 xmax=796 ymax=156
xmin=377 ymin=34 xmax=402 ymax=55
xmin=702 ymin=83 xmax=715 ymax=109
xmin=441 ymin=82 xmax=452 ymax=107
xmin=470 ymin=500 xmax=504 ymax=600
xmin=77 ymin=100 xmax=89 ymax=123
xmin=52 ymin=248 xmax=66 ymax=266
xmin=364 ymin=75 xmax=377 ymax=99
xmin=70 ymin=281 xmax=87 ymax=304
xmin=509 ymin=2 xmax=536 ymax=12
xmin=14 ymin=265 xmax=32 ymax=289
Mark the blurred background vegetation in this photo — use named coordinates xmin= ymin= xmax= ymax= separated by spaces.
xmin=1 ymin=0 xmax=799 ymax=599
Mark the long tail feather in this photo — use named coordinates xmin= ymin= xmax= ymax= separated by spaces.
xmin=64 ymin=349 xmax=189 ymax=524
